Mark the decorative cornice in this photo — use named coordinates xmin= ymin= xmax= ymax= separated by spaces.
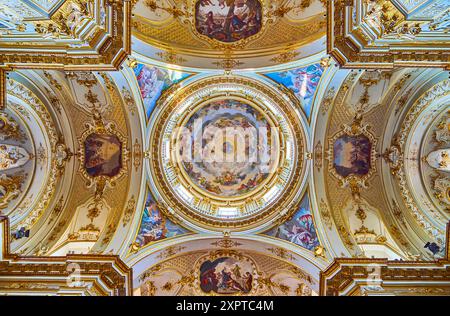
xmin=0 ymin=216 xmax=132 ymax=295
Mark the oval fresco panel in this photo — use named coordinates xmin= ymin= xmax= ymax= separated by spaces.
xmin=333 ymin=134 xmax=372 ymax=178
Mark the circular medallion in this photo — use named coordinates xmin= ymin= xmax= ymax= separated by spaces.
xmin=148 ymin=76 xmax=307 ymax=231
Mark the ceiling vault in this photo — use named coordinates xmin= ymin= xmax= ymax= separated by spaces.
xmin=0 ymin=0 xmax=449 ymax=297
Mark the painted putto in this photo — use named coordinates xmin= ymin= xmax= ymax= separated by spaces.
xmin=195 ymin=0 xmax=263 ymax=43
xmin=200 ymin=257 xmax=254 ymax=294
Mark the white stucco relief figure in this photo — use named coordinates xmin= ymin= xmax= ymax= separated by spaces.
xmin=0 ymin=144 xmax=30 ymax=171
xmin=426 ymin=149 xmax=450 ymax=172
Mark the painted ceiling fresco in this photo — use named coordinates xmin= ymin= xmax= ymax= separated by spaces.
xmin=265 ymin=63 xmax=324 ymax=119
xmin=0 ymin=0 xmax=449 ymax=297
xmin=133 ymin=190 xmax=189 ymax=249
xmin=180 ymin=99 xmax=272 ymax=197
xmin=195 ymin=0 xmax=263 ymax=43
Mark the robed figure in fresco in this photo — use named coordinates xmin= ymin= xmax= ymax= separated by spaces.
xmin=196 ymin=0 xmax=262 ymax=43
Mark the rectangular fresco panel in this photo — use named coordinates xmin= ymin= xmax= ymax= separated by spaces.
xmin=264 ymin=194 xmax=319 ymax=251
xmin=333 ymin=135 xmax=371 ymax=178
xmin=134 ymin=64 xmax=190 ymax=120
xmin=135 ymin=191 xmax=188 ymax=247
xmin=265 ymin=64 xmax=324 ymax=119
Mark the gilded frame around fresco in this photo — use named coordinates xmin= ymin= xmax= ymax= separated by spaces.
xmin=77 ymin=113 xmax=130 ymax=196
xmin=0 ymin=1 xmax=132 ymax=71
xmin=326 ymin=117 xmax=378 ymax=189
xmin=190 ymin=0 xmax=267 ymax=50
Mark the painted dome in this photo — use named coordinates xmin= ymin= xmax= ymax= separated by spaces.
xmin=178 ymin=99 xmax=276 ymax=198
xmin=148 ymin=75 xmax=307 ymax=231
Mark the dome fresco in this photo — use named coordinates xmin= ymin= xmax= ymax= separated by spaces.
xmin=179 ymin=99 xmax=274 ymax=198
xmin=0 ymin=0 xmax=449 ymax=298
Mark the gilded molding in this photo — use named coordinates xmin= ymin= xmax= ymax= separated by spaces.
xmin=7 ymin=80 xmax=59 ymax=230
xmin=327 ymin=0 xmax=450 ymax=69
xmin=148 ymin=76 xmax=306 ymax=231
xmin=391 ymin=80 xmax=450 ymax=245
xmin=0 ymin=70 xmax=6 ymax=110
xmin=0 ymin=216 xmax=132 ymax=295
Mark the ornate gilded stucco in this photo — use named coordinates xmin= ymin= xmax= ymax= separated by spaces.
xmin=132 ymin=0 xmax=327 ymax=69
xmin=0 ymin=0 xmax=132 ymax=71
xmin=147 ymin=75 xmax=307 ymax=231
xmin=135 ymin=249 xmax=317 ymax=296
xmin=0 ymin=0 xmax=449 ymax=297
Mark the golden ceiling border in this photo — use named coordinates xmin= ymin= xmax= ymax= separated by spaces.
xmin=0 ymin=69 xmax=6 ymax=110
xmin=327 ymin=0 xmax=450 ymax=70
xmin=320 ymin=222 xmax=450 ymax=296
